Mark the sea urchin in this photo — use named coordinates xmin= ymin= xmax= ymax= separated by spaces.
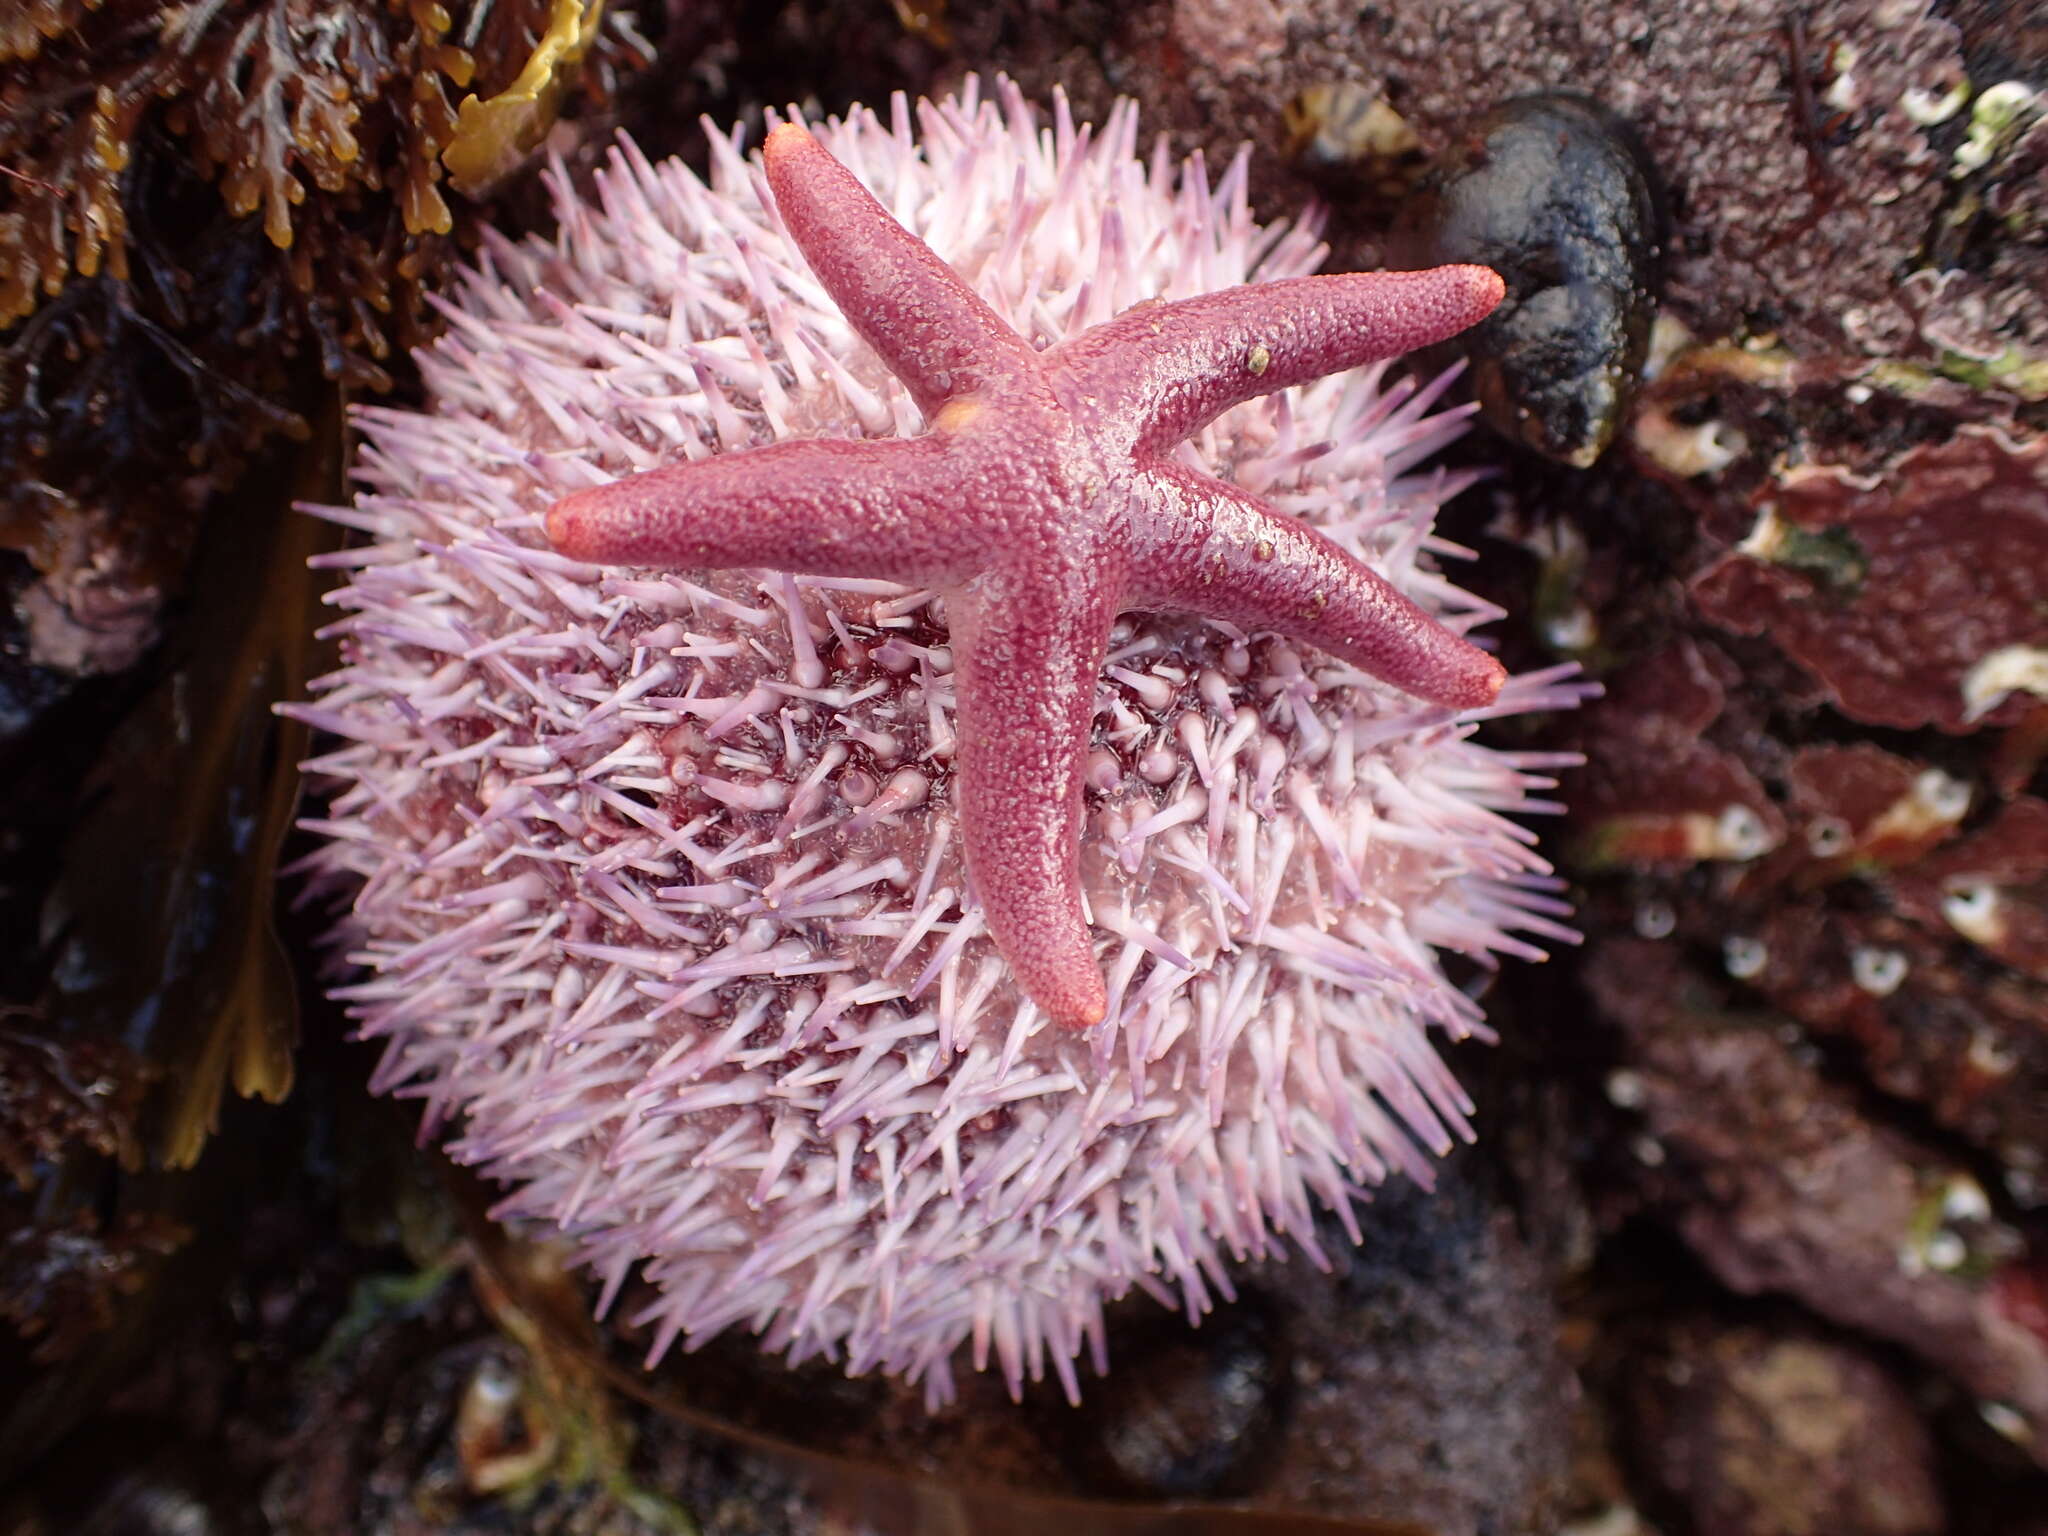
xmin=294 ymin=78 xmax=1587 ymax=1406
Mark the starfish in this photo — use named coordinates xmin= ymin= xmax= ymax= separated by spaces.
xmin=547 ymin=121 xmax=1508 ymax=1031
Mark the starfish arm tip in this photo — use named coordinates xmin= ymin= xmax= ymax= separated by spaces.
xmin=1070 ymin=263 xmax=1509 ymax=453
xmin=1384 ymin=262 xmax=1508 ymax=347
xmin=1410 ymin=645 xmax=1507 ymax=712
xmin=1040 ymin=963 xmax=1109 ymax=1031
xmin=1457 ymin=263 xmax=1507 ymax=312
xmin=1467 ymin=651 xmax=1510 ymax=707
xmin=758 ymin=120 xmax=1031 ymax=417
xmin=544 ymin=489 xmax=591 ymax=558
xmin=545 ymin=481 xmax=647 ymax=564
xmin=764 ymin=120 xmax=814 ymax=163
xmin=1130 ymin=465 xmax=1511 ymax=713
xmin=1402 ymin=634 xmax=1507 ymax=712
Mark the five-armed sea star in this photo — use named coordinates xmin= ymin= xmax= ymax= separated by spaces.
xmin=547 ymin=121 xmax=1508 ymax=1030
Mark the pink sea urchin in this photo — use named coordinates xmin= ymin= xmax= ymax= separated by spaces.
xmin=294 ymin=78 xmax=1589 ymax=1407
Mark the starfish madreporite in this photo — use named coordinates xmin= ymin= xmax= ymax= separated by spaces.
xmin=548 ymin=122 xmax=1509 ymax=1030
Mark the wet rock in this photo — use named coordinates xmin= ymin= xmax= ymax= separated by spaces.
xmin=0 ymin=1027 xmax=148 ymax=1187
xmin=973 ymin=0 xmax=1976 ymax=358
xmin=1628 ymin=1321 xmax=1944 ymax=1536
xmin=1684 ymin=754 xmax=2048 ymax=1181
xmin=0 ymin=1422 xmax=255 ymax=1536
xmin=1566 ymin=637 xmax=1786 ymax=868
xmin=1692 ymin=426 xmax=2048 ymax=733
xmin=1255 ymin=1157 xmax=1573 ymax=1535
xmin=1914 ymin=80 xmax=2048 ymax=391
xmin=628 ymin=1149 xmax=1572 ymax=1532
xmin=1559 ymin=627 xmax=2048 ymax=1186
xmin=1282 ymin=82 xmax=1428 ymax=201
xmin=1890 ymin=797 xmax=2048 ymax=982
xmin=10 ymin=500 xmax=165 ymax=678
xmin=1737 ymin=898 xmax=2048 ymax=1186
xmin=1050 ymin=1293 xmax=1290 ymax=1500
xmin=1778 ymin=744 xmax=1971 ymax=875
xmin=0 ymin=1206 xmax=187 ymax=1367
xmin=1587 ymin=940 xmax=2048 ymax=1468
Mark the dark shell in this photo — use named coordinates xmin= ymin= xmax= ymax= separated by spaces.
xmin=1389 ymin=93 xmax=1663 ymax=467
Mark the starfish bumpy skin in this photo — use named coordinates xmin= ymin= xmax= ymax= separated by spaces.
xmin=548 ymin=118 xmax=1508 ymax=1030
xmin=298 ymin=80 xmax=1587 ymax=1406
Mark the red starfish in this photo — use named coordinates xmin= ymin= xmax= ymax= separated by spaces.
xmin=547 ymin=122 xmax=1507 ymax=1031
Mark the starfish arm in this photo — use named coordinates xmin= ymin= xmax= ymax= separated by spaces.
xmin=946 ymin=572 xmax=1116 ymax=1029
xmin=546 ymin=436 xmax=978 ymax=584
xmin=764 ymin=124 xmax=1036 ymax=418
xmin=1125 ymin=462 xmax=1506 ymax=710
xmin=1055 ymin=267 xmax=1504 ymax=455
